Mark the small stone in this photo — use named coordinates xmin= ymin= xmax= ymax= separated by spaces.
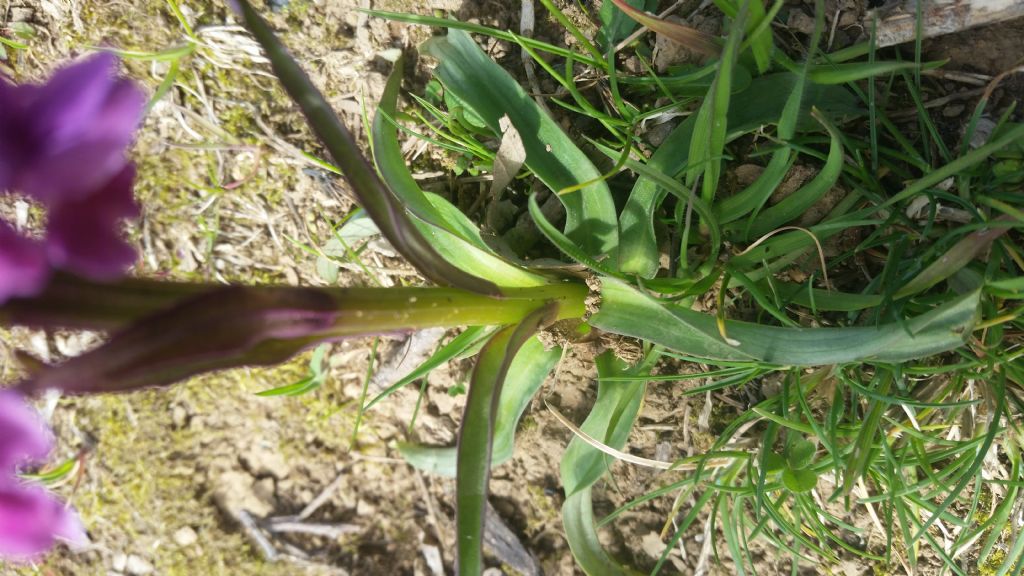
xmin=641 ymin=531 xmax=667 ymax=558
xmin=125 ymin=555 xmax=154 ymax=576
xmin=943 ymin=103 xmax=966 ymax=117
xmin=112 ymin=553 xmax=128 ymax=572
xmin=171 ymin=404 xmax=189 ymax=429
xmin=173 ymin=526 xmax=198 ymax=547
xmin=787 ymin=10 xmax=817 ymax=35
xmin=356 ymin=499 xmax=376 ymax=516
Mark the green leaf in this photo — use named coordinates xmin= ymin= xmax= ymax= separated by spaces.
xmin=687 ymin=3 xmax=747 ymax=204
xmin=894 ymin=217 xmax=1014 ymax=299
xmin=742 ymin=108 xmax=844 ymax=240
xmin=597 ymin=0 xmax=657 ymax=48
xmin=562 ymin=353 xmax=648 ymax=495
xmin=424 ymin=29 xmax=619 ymax=258
xmin=618 ymin=72 xmax=858 ymax=276
xmin=588 ymin=277 xmax=981 ymax=365
xmin=806 ymin=61 xmax=924 ymax=84
xmin=369 ymin=326 xmax=494 ymax=413
xmin=398 ymin=335 xmax=560 ymax=476
xmin=560 ymin=352 xmax=650 ymax=575
xmin=19 ymin=457 xmax=78 ymax=485
xmin=233 ymin=1 xmax=500 ymax=295
xmin=456 ymin=305 xmax=558 ymax=575
xmin=256 ymin=344 xmax=330 ymax=396
xmin=562 ymin=488 xmax=643 ymax=576
xmin=782 ymin=468 xmax=818 ymax=493
xmin=373 ymin=58 xmax=551 ymax=289
xmin=786 ymin=439 xmax=816 ymax=470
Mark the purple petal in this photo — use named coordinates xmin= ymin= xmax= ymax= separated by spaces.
xmin=29 ymin=53 xmax=120 ymax=145
xmin=0 ymin=480 xmax=87 ymax=561
xmin=0 ymin=222 xmax=51 ymax=304
xmin=1 ymin=53 xmax=144 ymax=204
xmin=0 ymin=389 xmax=53 ymax=473
xmin=45 ymin=165 xmax=139 ymax=280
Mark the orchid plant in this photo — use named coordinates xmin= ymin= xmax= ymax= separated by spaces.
xmin=2 ymin=0 xmax=1022 ymax=574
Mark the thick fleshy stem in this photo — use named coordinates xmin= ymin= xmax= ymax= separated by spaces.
xmin=5 ymin=274 xmax=588 ymax=396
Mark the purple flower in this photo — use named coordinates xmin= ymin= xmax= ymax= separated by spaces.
xmin=0 ymin=480 xmax=88 ymax=561
xmin=45 ymin=165 xmax=140 ymax=280
xmin=0 ymin=223 xmax=49 ymax=302
xmin=0 ymin=390 xmax=87 ymax=560
xmin=0 ymin=390 xmax=53 ymax=471
xmin=0 ymin=53 xmax=145 ymax=204
xmin=0 ymin=53 xmax=145 ymax=303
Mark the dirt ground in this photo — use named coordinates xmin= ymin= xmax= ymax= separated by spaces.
xmin=1 ymin=1 xmax=1022 ymax=575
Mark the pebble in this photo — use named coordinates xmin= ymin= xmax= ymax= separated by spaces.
xmin=125 ymin=555 xmax=154 ymax=576
xmin=112 ymin=553 xmax=127 ymax=572
xmin=173 ymin=526 xmax=198 ymax=547
xmin=943 ymin=103 xmax=966 ymax=117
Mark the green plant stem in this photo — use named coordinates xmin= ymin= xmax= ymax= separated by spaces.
xmin=1 ymin=274 xmax=588 ymax=333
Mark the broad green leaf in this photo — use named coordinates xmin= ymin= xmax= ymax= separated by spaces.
xmin=560 ymin=352 xmax=650 ymax=575
xmin=742 ymin=108 xmax=844 ymax=239
xmin=619 ymin=72 xmax=859 ymax=276
xmin=424 ymin=29 xmax=619 ymax=258
xmin=528 ymin=194 xmax=621 ymax=276
xmin=456 ymin=305 xmax=558 ymax=574
xmin=372 ymin=59 xmax=551 ymax=288
xmin=562 ymin=488 xmax=642 ymax=576
xmin=597 ymin=0 xmax=657 ymax=48
xmin=588 ymin=277 xmax=981 ymax=365
xmin=562 ymin=353 xmax=648 ymax=495
xmin=787 ymin=439 xmax=816 ymax=470
xmin=233 ymin=1 xmax=499 ymax=295
xmin=716 ymin=3 xmax=823 ymax=227
xmin=782 ymin=468 xmax=818 ymax=493
xmin=399 ymin=335 xmax=560 ymax=476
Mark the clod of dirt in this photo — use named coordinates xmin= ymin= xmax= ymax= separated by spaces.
xmin=213 ymin=470 xmax=275 ymax=518
xmin=240 ymin=442 xmax=291 ymax=480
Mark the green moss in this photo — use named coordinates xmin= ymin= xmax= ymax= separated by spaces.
xmin=979 ymin=549 xmax=1008 ymax=576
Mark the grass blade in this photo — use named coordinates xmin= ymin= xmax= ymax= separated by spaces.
xmin=687 ymin=1 xmax=748 ymax=205
xmin=610 ymin=0 xmax=721 ymax=59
